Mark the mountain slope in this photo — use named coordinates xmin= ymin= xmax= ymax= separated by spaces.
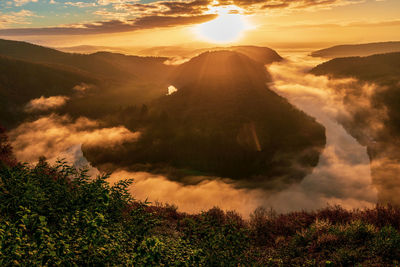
xmin=311 ymin=52 xmax=400 ymax=83
xmin=311 ymin=41 xmax=400 ymax=58
xmin=0 ymin=39 xmax=177 ymax=128
xmin=0 ymin=38 xmax=172 ymax=80
xmin=0 ymin=55 xmax=96 ymax=127
xmin=84 ymin=51 xmax=326 ymax=190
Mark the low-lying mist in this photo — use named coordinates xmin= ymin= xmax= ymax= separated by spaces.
xmin=267 ymin=53 xmax=378 ymax=211
xmin=8 ymin=51 xmax=390 ymax=217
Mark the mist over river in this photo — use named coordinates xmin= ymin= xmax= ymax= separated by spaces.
xmin=9 ymin=52 xmax=378 ymax=217
xmin=266 ymin=52 xmax=377 ymax=210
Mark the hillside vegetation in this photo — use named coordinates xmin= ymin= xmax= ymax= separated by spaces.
xmin=0 ymin=39 xmax=284 ymax=130
xmin=84 ymin=51 xmax=326 ymax=190
xmin=0 ymin=39 xmax=171 ymax=80
xmin=1 ymin=129 xmax=400 ymax=266
xmin=0 ymin=39 xmax=319 ymax=194
xmin=0 ymin=39 xmax=175 ymax=128
xmin=0 ymin=56 xmax=97 ymax=128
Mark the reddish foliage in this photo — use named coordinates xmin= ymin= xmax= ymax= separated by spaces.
xmin=249 ymin=205 xmax=400 ymax=248
xmin=358 ymin=204 xmax=400 ymax=230
xmin=316 ymin=205 xmax=354 ymax=224
xmin=145 ymin=203 xmax=186 ymax=221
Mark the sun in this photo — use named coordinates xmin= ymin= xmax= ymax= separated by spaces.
xmin=195 ymin=7 xmax=251 ymax=43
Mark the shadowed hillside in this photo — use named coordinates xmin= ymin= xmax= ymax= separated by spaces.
xmin=84 ymin=51 xmax=326 ymax=190
xmin=0 ymin=56 xmax=97 ymax=128
xmin=0 ymin=39 xmax=177 ymax=127
xmin=0 ymin=39 xmax=172 ymax=81
xmin=311 ymin=52 xmax=400 ymax=206
xmin=311 ymin=41 xmax=400 ymax=58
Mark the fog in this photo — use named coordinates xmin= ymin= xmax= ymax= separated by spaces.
xmin=9 ymin=114 xmax=139 ymax=165
xmin=265 ymin=52 xmax=377 ymax=211
xmin=8 ymin=51 xmax=383 ymax=217
xmin=24 ymin=95 xmax=69 ymax=112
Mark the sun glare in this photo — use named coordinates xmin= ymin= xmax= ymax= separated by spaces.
xmin=195 ymin=7 xmax=251 ymax=43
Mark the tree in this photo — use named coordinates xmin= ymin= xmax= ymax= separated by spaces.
xmin=0 ymin=126 xmax=16 ymax=167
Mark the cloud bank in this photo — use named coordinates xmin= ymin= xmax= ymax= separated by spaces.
xmin=0 ymin=0 xmax=365 ymax=35
xmin=103 ymin=55 xmax=380 ymax=217
xmin=7 ymin=51 xmax=388 ymax=218
xmin=9 ymin=114 xmax=139 ymax=165
xmin=265 ymin=53 xmax=378 ymax=211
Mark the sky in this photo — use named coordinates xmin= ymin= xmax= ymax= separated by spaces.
xmin=0 ymin=0 xmax=399 ymax=49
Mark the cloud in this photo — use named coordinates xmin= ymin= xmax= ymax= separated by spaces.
xmin=0 ymin=15 xmax=217 ymax=35
xmin=72 ymin=83 xmax=95 ymax=97
xmin=73 ymin=83 xmax=92 ymax=92
xmin=167 ymin=85 xmax=178 ymax=95
xmin=65 ymin=2 xmax=97 ymax=8
xmin=97 ymin=0 xmax=137 ymax=5
xmin=105 ymin=134 xmax=377 ymax=217
xmin=109 ymin=170 xmax=269 ymax=217
xmin=93 ymin=9 xmax=130 ymax=20
xmin=265 ymin=53 xmax=378 ymax=212
xmin=79 ymin=52 xmax=379 ymax=216
xmin=9 ymin=109 xmax=374 ymax=217
xmin=119 ymin=0 xmax=212 ymax=16
xmin=0 ymin=10 xmax=36 ymax=28
xmin=279 ymin=19 xmax=400 ymax=29
xmin=0 ymin=0 xmax=365 ymax=35
xmin=24 ymin=95 xmax=70 ymax=112
xmin=7 ymin=52 xmax=384 ymax=217
xmin=267 ymin=52 xmax=400 ymax=210
xmin=13 ymin=0 xmax=38 ymax=7
xmin=9 ymin=114 xmax=140 ymax=165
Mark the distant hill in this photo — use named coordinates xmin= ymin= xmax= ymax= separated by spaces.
xmin=311 ymin=52 xmax=400 ymax=83
xmin=311 ymin=41 xmax=400 ymax=58
xmin=139 ymin=45 xmax=283 ymax=65
xmin=0 ymin=39 xmax=172 ymax=81
xmin=310 ymin=52 xmax=400 ymax=205
xmin=84 ymin=51 xmax=325 ymax=190
xmin=56 ymin=45 xmax=136 ymax=55
xmin=213 ymin=46 xmax=283 ymax=65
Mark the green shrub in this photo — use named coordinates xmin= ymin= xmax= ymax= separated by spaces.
xmin=2 ymin=154 xmax=400 ymax=265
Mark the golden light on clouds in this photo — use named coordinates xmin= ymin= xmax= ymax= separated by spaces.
xmin=195 ymin=6 xmax=252 ymax=43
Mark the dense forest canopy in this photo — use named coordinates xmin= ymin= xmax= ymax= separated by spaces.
xmin=0 ymin=38 xmax=324 ymax=192
xmin=84 ymin=51 xmax=326 ymax=190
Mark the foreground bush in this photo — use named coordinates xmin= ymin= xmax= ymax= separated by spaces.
xmin=1 ymin=144 xmax=400 ymax=265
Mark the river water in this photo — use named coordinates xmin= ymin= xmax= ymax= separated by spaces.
xmin=264 ymin=52 xmax=377 ymax=211
xmin=8 ymin=51 xmax=379 ymax=217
